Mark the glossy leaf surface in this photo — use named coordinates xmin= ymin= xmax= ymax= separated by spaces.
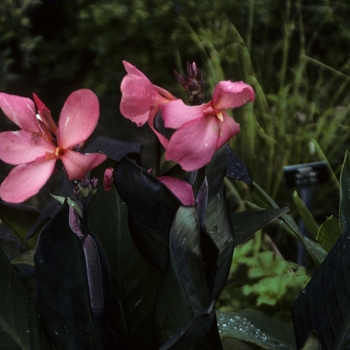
xmin=291 ymin=229 xmax=350 ymax=349
xmin=0 ymin=246 xmax=53 ymax=349
xmin=90 ymin=159 xmax=161 ymax=349
xmin=217 ymin=309 xmax=296 ymax=350
xmin=114 ymin=157 xmax=181 ymax=270
xmin=35 ymin=205 xmax=122 ymax=349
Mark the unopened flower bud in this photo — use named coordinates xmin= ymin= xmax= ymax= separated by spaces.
xmin=174 ymin=61 xmax=204 ymax=105
xmin=103 ymin=168 xmax=114 ymax=192
xmin=80 ymin=178 xmax=91 ymax=198
xmin=90 ymin=178 xmax=98 ymax=195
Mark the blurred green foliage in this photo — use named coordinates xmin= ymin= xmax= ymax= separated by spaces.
xmin=217 ymin=231 xmax=310 ymax=320
xmin=0 ymin=0 xmax=42 ymax=91
xmin=3 ymin=1 xmax=350 ymax=96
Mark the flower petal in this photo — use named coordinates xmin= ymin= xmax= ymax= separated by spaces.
xmin=212 ymin=81 xmax=255 ymax=110
xmin=158 ymin=176 xmax=194 ymax=206
xmin=148 ymin=106 xmax=169 ymax=149
xmin=165 ymin=116 xmax=219 ymax=171
xmin=60 ymin=150 xmax=106 ymax=180
xmin=0 ymin=130 xmax=55 ymax=165
xmin=216 ymin=112 xmax=240 ymax=149
xmin=58 ymin=89 xmax=99 ymax=149
xmin=0 ymin=93 xmax=39 ymax=132
xmin=120 ymin=61 xmax=176 ymax=126
xmin=0 ymin=159 xmax=56 ymax=203
xmin=161 ymin=99 xmax=209 ymax=129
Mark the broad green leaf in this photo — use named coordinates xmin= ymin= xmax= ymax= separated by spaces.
xmin=83 ymin=135 xmax=141 ymax=161
xmin=155 ymin=207 xmax=220 ymax=349
xmin=316 ymin=216 xmax=342 ymax=252
xmin=0 ymin=246 xmax=53 ymax=349
xmin=231 ymin=207 xmax=289 ymax=246
xmin=205 ymin=183 xmax=235 ymax=300
xmin=253 ymin=181 xmax=327 ymax=265
xmin=226 ymin=147 xmax=252 ymax=186
xmin=0 ymin=201 xmax=40 ymax=248
xmin=114 ymin=157 xmax=182 ymax=270
xmin=0 ymin=230 xmax=22 ymax=261
xmin=205 ymin=146 xmax=235 ymax=300
xmin=90 ymin=159 xmax=161 ymax=349
xmin=291 ymin=228 xmax=350 ymax=349
xmin=217 ymin=309 xmax=296 ymax=350
xmin=35 ymin=205 xmax=123 ymax=349
xmin=339 ymin=150 xmax=350 ymax=232
xmin=50 ymin=193 xmax=83 ymax=218
xmin=293 ymin=191 xmax=319 ymax=240
xmin=159 ymin=301 xmax=217 ymax=350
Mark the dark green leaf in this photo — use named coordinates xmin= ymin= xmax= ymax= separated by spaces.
xmin=159 ymin=301 xmax=217 ymax=350
xmin=205 ymin=183 xmax=234 ymax=300
xmin=231 ymin=207 xmax=289 ymax=246
xmin=0 ymin=229 xmax=22 ymax=261
xmin=114 ymin=157 xmax=181 ymax=270
xmin=340 ymin=150 xmax=350 ymax=232
xmin=206 ymin=144 xmax=228 ymax=199
xmin=21 ymin=200 xmax=62 ymax=249
xmin=291 ymin=228 xmax=350 ymax=349
xmin=293 ymin=191 xmax=319 ymax=240
xmin=89 ymin=159 xmax=161 ymax=349
xmin=0 ymin=200 xmax=40 ymax=248
xmin=35 ymin=205 xmax=122 ymax=349
xmin=226 ymin=147 xmax=252 ymax=186
xmin=83 ymin=135 xmax=141 ymax=161
xmin=0 ymin=246 xmax=53 ymax=349
xmin=253 ymin=181 xmax=327 ymax=265
xmin=217 ymin=309 xmax=296 ymax=350
xmin=316 ymin=215 xmax=342 ymax=252
xmin=50 ymin=193 xmax=83 ymax=217
xmin=204 ymin=145 xmax=235 ymax=301
xmin=154 ymin=207 xmax=220 ymax=349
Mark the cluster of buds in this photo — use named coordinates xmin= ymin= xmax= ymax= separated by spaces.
xmin=73 ymin=177 xmax=99 ymax=199
xmin=174 ymin=61 xmax=204 ymax=106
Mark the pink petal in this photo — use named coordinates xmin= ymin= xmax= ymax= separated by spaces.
xmin=147 ymin=106 xmax=169 ymax=149
xmin=0 ymin=130 xmax=55 ymax=165
xmin=161 ymin=99 xmax=209 ymax=129
xmin=33 ymin=93 xmax=58 ymax=136
xmin=158 ymin=176 xmax=194 ymax=206
xmin=60 ymin=150 xmax=106 ymax=180
xmin=0 ymin=93 xmax=39 ymax=132
xmin=120 ymin=61 xmax=176 ymax=126
xmin=216 ymin=112 xmax=240 ymax=149
xmin=165 ymin=116 xmax=219 ymax=171
xmin=0 ymin=159 xmax=56 ymax=203
xmin=58 ymin=89 xmax=99 ymax=149
xmin=212 ymin=81 xmax=255 ymax=110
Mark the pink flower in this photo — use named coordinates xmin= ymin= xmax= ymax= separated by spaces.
xmin=154 ymin=80 xmax=255 ymax=171
xmin=0 ymin=89 xmax=106 ymax=203
xmin=158 ymin=176 xmax=194 ymax=206
xmin=119 ymin=60 xmax=177 ymax=126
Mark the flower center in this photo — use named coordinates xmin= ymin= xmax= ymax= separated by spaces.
xmin=45 ymin=147 xmax=65 ymax=161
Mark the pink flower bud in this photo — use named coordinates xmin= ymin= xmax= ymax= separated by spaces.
xmin=103 ymin=167 xmax=114 ymax=192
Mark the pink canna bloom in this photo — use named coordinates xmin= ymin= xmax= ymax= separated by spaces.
xmin=119 ymin=60 xmax=177 ymax=126
xmin=158 ymin=176 xmax=194 ymax=206
xmin=0 ymin=89 xmax=106 ymax=203
xmin=154 ymin=80 xmax=255 ymax=171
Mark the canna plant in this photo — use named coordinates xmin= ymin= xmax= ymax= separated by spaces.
xmin=0 ymin=59 xmax=349 ymax=350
